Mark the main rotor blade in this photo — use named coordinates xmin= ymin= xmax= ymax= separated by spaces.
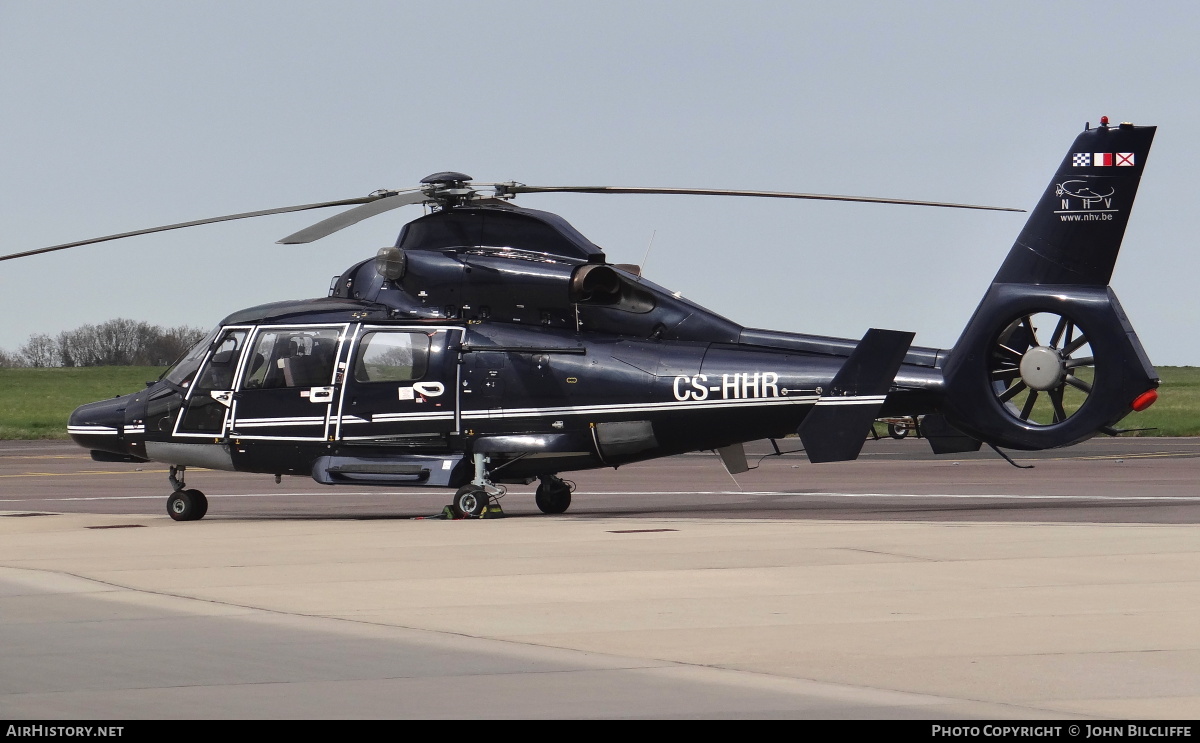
xmin=504 ymin=185 xmax=1024 ymax=212
xmin=0 ymin=195 xmax=392 ymax=263
xmin=276 ymin=190 xmax=431 ymax=244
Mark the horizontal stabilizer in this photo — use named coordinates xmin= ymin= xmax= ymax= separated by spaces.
xmin=798 ymin=328 xmax=914 ymax=463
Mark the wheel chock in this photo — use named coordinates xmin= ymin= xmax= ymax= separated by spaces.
xmin=481 ymin=503 xmax=505 ymax=519
xmin=432 ymin=501 xmax=501 ymax=520
xmin=429 ymin=503 xmax=505 ymax=520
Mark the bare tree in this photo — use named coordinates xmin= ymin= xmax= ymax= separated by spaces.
xmin=56 ymin=329 xmax=77 ymax=367
xmin=147 ymin=324 xmax=208 ymax=366
xmin=17 ymin=320 xmax=208 ymax=367
xmin=20 ymin=333 xmax=60 ymax=367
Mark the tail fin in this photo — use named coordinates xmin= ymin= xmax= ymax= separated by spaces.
xmin=939 ymin=121 xmax=1159 ymax=451
xmin=994 ymin=121 xmax=1155 ymax=285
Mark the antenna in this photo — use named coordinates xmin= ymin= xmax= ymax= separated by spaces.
xmin=639 ymin=230 xmax=657 ymax=278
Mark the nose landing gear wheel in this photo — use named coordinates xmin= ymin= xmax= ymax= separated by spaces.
xmin=535 ymin=478 xmax=573 ymax=515
xmin=167 ymin=489 xmax=208 ymax=521
xmin=452 ymin=485 xmax=488 ymax=518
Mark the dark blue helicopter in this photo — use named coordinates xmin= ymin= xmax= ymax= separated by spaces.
xmin=3 ymin=119 xmax=1160 ymax=520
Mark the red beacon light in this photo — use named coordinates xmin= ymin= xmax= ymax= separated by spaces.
xmin=1131 ymin=389 xmax=1158 ymax=412
xmin=1100 ymin=115 xmax=1110 ymax=126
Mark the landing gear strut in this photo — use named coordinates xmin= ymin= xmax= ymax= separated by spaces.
xmin=167 ymin=465 xmax=208 ymax=521
xmin=535 ymin=475 xmax=573 ymax=515
xmin=448 ymin=452 xmax=502 ymax=518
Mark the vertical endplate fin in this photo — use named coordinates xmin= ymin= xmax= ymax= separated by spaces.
xmin=798 ymin=328 xmax=915 ymax=463
xmin=716 ymin=443 xmax=749 ymax=474
xmin=920 ymin=413 xmax=983 ymax=454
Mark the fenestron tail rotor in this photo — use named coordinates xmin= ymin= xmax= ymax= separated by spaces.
xmin=989 ymin=311 xmax=1096 ymax=427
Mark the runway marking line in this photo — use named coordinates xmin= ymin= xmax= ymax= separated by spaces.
xmin=1038 ymin=451 xmax=1197 ymax=461
xmin=0 ymin=469 xmax=172 ymax=478
xmin=5 ymin=448 xmax=1193 ymax=480
xmin=0 ymin=467 xmax=223 ymax=479
xmin=5 ymin=491 xmax=1200 ymax=503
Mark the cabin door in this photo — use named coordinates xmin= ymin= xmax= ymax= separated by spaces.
xmin=227 ymin=324 xmax=349 ymax=441
xmin=335 ymin=326 xmax=462 ymax=442
xmin=174 ymin=326 xmax=252 ymax=438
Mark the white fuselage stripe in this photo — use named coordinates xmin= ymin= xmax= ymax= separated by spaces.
xmin=86 ymin=394 xmax=889 ymax=441
xmin=234 ymin=417 xmax=327 ymax=426
xmin=67 ymin=426 xmax=118 ymax=435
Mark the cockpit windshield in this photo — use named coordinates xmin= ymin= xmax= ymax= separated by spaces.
xmin=161 ymin=326 xmax=220 ymax=388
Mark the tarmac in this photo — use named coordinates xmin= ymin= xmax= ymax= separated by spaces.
xmin=1 ymin=437 xmax=1199 ymax=719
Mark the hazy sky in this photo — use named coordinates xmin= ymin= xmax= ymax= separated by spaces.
xmin=2 ymin=1 xmax=1198 ymax=363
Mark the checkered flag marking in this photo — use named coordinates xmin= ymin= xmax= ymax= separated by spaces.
xmin=1072 ymin=152 xmax=1091 ymax=167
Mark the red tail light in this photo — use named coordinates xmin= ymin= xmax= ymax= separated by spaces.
xmin=1131 ymin=389 xmax=1158 ymax=412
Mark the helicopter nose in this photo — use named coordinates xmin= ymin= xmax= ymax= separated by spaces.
xmin=68 ymin=393 xmax=139 ymax=458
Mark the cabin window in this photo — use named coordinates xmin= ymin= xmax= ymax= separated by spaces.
xmin=354 ymin=332 xmax=430 ymax=382
xmin=242 ymin=328 xmax=341 ymax=390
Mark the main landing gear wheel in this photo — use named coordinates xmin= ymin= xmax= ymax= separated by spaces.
xmin=989 ymin=312 xmax=1095 ymax=426
xmin=535 ymin=478 xmax=573 ymax=515
xmin=167 ymin=489 xmax=208 ymax=521
xmin=452 ymin=485 xmax=488 ymax=518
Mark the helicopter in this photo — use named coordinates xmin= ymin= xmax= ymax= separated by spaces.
xmin=3 ymin=118 xmax=1160 ymax=521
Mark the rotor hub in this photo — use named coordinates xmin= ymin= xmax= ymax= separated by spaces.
xmin=1019 ymin=346 xmax=1067 ymax=391
xmin=420 ymin=171 xmax=473 ymax=187
xmin=419 ymin=172 xmax=476 ymax=208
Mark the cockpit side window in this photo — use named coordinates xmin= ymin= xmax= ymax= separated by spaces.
xmin=354 ymin=332 xmax=430 ymax=382
xmin=194 ymin=330 xmax=248 ymax=393
xmin=162 ymin=326 xmax=220 ymax=388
